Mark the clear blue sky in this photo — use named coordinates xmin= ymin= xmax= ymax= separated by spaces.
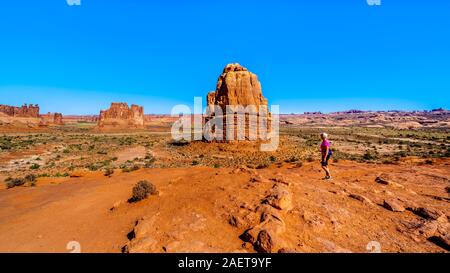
xmin=0 ymin=0 xmax=449 ymax=114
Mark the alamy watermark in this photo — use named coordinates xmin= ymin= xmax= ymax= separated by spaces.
xmin=66 ymin=0 xmax=81 ymax=6
xmin=367 ymin=0 xmax=381 ymax=6
xmin=171 ymin=97 xmax=280 ymax=151
xmin=366 ymin=241 xmax=382 ymax=253
xmin=66 ymin=241 xmax=81 ymax=253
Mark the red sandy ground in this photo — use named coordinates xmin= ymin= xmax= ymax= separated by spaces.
xmin=0 ymin=159 xmax=449 ymax=253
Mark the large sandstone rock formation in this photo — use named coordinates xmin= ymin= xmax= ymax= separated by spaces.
xmin=205 ymin=63 xmax=270 ymax=141
xmin=0 ymin=103 xmax=42 ymax=128
xmin=0 ymin=104 xmax=40 ymax=118
xmin=97 ymin=102 xmax=144 ymax=129
xmin=207 ymin=63 xmax=268 ymax=109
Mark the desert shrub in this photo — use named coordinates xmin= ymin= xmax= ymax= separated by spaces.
xmin=63 ymin=149 xmax=70 ymax=154
xmin=285 ymin=156 xmax=298 ymax=163
xmin=269 ymin=155 xmax=277 ymax=162
xmin=104 ymin=168 xmax=114 ymax=177
xmin=122 ymin=164 xmax=140 ymax=173
xmin=54 ymin=172 xmax=69 ymax=177
xmin=362 ymin=151 xmax=377 ymax=161
xmin=306 ymin=156 xmax=314 ymax=162
xmin=6 ymin=174 xmax=35 ymax=188
xmin=86 ymin=163 xmax=100 ymax=171
xmin=131 ymin=180 xmax=157 ymax=202
xmin=295 ymin=161 xmax=303 ymax=168
xmin=0 ymin=138 xmax=12 ymax=150
xmin=256 ymin=163 xmax=269 ymax=169
xmin=145 ymin=154 xmax=156 ymax=164
xmin=425 ymin=159 xmax=433 ymax=165
xmin=30 ymin=163 xmax=40 ymax=170
xmin=24 ymin=174 xmax=36 ymax=187
xmin=170 ymin=140 xmax=189 ymax=147
xmin=192 ymin=160 xmax=199 ymax=166
xmin=24 ymin=174 xmax=36 ymax=182
xmin=6 ymin=178 xmax=25 ymax=188
xmin=213 ymin=163 xmax=221 ymax=168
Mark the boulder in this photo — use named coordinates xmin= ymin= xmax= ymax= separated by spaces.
xmin=375 ymin=175 xmax=404 ymax=188
xmin=348 ymin=193 xmax=373 ymax=206
xmin=254 ymin=230 xmax=273 ymax=253
xmin=413 ymin=207 xmax=445 ymax=221
xmin=383 ymin=199 xmax=405 ymax=212
xmin=124 ymin=237 xmax=158 ymax=253
xmin=262 ymin=185 xmax=293 ymax=211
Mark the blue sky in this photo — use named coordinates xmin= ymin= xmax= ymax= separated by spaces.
xmin=0 ymin=0 xmax=449 ymax=114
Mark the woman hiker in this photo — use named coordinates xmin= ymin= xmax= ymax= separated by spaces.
xmin=320 ymin=132 xmax=332 ymax=180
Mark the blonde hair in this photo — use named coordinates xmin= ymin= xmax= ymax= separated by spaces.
xmin=320 ymin=132 xmax=328 ymax=139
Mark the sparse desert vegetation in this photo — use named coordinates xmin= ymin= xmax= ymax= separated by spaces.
xmin=0 ymin=115 xmax=449 ymax=253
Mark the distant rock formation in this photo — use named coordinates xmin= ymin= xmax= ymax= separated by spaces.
xmin=303 ymin=111 xmax=323 ymax=115
xmin=97 ymin=102 xmax=144 ymax=129
xmin=0 ymin=103 xmax=42 ymax=129
xmin=205 ymin=63 xmax=271 ymax=141
xmin=40 ymin=112 xmax=64 ymax=125
xmin=0 ymin=104 xmax=40 ymax=118
xmin=63 ymin=115 xmax=99 ymax=123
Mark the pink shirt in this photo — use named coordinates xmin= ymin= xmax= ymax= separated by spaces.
xmin=320 ymin=139 xmax=330 ymax=156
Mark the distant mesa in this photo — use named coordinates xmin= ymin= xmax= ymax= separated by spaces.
xmin=205 ymin=63 xmax=271 ymax=141
xmin=97 ymin=102 xmax=144 ymax=129
xmin=0 ymin=103 xmax=40 ymax=118
xmin=0 ymin=103 xmax=64 ymax=128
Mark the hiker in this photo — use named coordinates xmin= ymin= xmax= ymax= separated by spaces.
xmin=320 ymin=132 xmax=332 ymax=180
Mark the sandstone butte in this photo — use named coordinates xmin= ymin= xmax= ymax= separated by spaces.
xmin=206 ymin=63 xmax=271 ymax=141
xmin=0 ymin=103 xmax=40 ymax=118
xmin=97 ymin=102 xmax=145 ymax=129
xmin=0 ymin=103 xmax=63 ymax=126
xmin=40 ymin=112 xmax=64 ymax=125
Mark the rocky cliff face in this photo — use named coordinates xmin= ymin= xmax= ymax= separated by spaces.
xmin=206 ymin=64 xmax=271 ymax=141
xmin=0 ymin=104 xmax=40 ymax=118
xmin=97 ymin=103 xmax=144 ymax=129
